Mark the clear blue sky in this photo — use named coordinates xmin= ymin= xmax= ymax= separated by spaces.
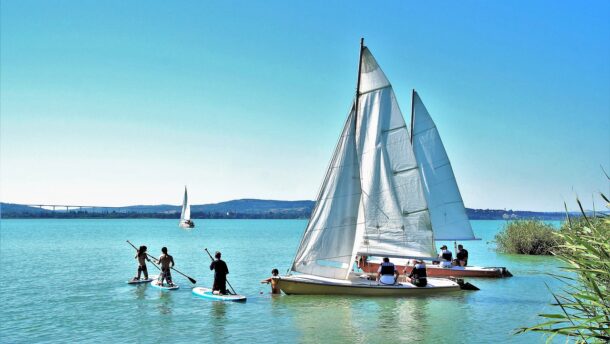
xmin=1 ymin=1 xmax=609 ymax=211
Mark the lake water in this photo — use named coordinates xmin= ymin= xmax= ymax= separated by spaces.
xmin=0 ymin=219 xmax=562 ymax=343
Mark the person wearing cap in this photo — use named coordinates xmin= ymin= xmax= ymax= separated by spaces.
xmin=377 ymin=257 xmax=399 ymax=285
xmin=210 ymin=251 xmax=230 ymax=295
xmin=438 ymin=245 xmax=453 ymax=268
xmin=407 ymin=260 xmax=428 ymax=287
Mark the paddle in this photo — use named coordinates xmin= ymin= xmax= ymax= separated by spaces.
xmin=204 ymin=248 xmax=237 ymax=295
xmin=126 ymin=240 xmax=197 ymax=284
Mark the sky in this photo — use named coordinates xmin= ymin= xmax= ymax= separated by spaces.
xmin=1 ymin=1 xmax=609 ymax=211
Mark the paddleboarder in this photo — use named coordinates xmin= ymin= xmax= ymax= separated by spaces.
xmin=133 ymin=245 xmax=151 ymax=281
xmin=260 ymin=268 xmax=280 ymax=294
xmin=158 ymin=247 xmax=176 ymax=287
xmin=210 ymin=251 xmax=229 ymax=295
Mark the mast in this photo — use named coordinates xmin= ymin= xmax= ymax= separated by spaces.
xmin=410 ymin=89 xmax=415 ymax=143
xmin=355 ymin=38 xmax=365 ymax=124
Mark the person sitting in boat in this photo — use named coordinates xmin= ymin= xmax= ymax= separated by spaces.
xmin=456 ymin=244 xmax=469 ymax=267
xmin=438 ymin=245 xmax=453 ymax=268
xmin=377 ymin=257 xmax=399 ymax=285
xmin=157 ymin=246 xmax=175 ymax=287
xmin=260 ymin=268 xmax=280 ymax=294
xmin=407 ymin=260 xmax=428 ymax=287
xmin=210 ymin=251 xmax=229 ymax=295
xmin=133 ymin=245 xmax=151 ymax=281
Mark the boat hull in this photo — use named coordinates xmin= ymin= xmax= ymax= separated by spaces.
xmin=276 ymin=275 xmax=461 ymax=296
xmin=179 ymin=222 xmax=195 ymax=229
xmin=361 ymin=261 xmax=511 ymax=278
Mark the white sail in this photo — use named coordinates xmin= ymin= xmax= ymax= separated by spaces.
xmin=180 ymin=187 xmax=191 ymax=221
xmin=354 ymin=48 xmax=437 ymax=260
xmin=291 ymin=106 xmax=363 ymax=279
xmin=411 ymin=92 xmax=475 ymax=241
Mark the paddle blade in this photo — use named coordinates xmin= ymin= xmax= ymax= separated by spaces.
xmin=188 ymin=277 xmax=197 ymax=284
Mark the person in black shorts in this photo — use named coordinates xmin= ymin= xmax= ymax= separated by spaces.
xmin=210 ymin=251 xmax=230 ymax=295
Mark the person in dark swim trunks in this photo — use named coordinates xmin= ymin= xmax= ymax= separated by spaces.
xmin=133 ymin=245 xmax=151 ymax=281
xmin=157 ymin=247 xmax=175 ymax=287
xmin=210 ymin=251 xmax=229 ymax=295
xmin=456 ymin=244 xmax=469 ymax=266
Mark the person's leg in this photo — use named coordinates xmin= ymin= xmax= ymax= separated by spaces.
xmin=136 ymin=265 xmax=143 ymax=279
xmin=143 ymin=265 xmax=148 ymax=279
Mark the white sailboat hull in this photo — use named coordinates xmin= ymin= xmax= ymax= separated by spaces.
xmin=276 ymin=274 xmax=461 ymax=296
xmin=179 ymin=221 xmax=194 ymax=228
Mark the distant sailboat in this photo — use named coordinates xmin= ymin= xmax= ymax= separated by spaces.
xmin=179 ymin=186 xmax=195 ymax=229
xmin=275 ymin=39 xmax=467 ymax=296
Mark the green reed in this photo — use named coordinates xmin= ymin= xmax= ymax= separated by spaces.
xmin=516 ymin=196 xmax=610 ymax=343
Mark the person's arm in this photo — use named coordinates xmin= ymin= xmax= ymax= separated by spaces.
xmin=170 ymin=256 xmax=175 ymax=268
xmin=260 ymin=277 xmax=272 ymax=284
xmin=210 ymin=261 xmax=215 ymax=270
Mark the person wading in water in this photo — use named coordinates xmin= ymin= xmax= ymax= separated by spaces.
xmin=260 ymin=268 xmax=280 ymax=294
xmin=133 ymin=245 xmax=151 ymax=281
xmin=210 ymin=251 xmax=229 ymax=295
xmin=157 ymin=247 xmax=175 ymax=287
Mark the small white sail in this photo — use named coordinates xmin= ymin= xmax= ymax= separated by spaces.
xmin=291 ymin=106 xmax=363 ymax=280
xmin=354 ymin=48 xmax=436 ymax=260
xmin=180 ymin=187 xmax=191 ymax=222
xmin=411 ymin=92 xmax=475 ymax=241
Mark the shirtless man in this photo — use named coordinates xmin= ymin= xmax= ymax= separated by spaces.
xmin=260 ymin=268 xmax=280 ymax=294
xmin=157 ymin=247 xmax=175 ymax=286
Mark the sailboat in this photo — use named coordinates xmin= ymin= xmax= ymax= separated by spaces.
xmin=179 ymin=186 xmax=195 ymax=229
xmin=275 ymin=39 xmax=467 ymax=296
xmin=359 ymin=91 xmax=512 ymax=278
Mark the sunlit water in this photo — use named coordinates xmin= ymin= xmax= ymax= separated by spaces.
xmin=0 ymin=219 xmax=563 ymax=343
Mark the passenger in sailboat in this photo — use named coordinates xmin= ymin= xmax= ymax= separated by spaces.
xmin=456 ymin=245 xmax=469 ymax=266
xmin=407 ymin=260 xmax=428 ymax=287
xmin=260 ymin=268 xmax=280 ymax=294
xmin=377 ymin=257 xmax=399 ymax=285
xmin=210 ymin=251 xmax=229 ymax=295
xmin=157 ymin=247 xmax=175 ymax=286
xmin=438 ymin=245 xmax=453 ymax=268
xmin=132 ymin=245 xmax=151 ymax=281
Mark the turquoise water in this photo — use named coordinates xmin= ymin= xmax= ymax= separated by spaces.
xmin=0 ymin=219 xmax=562 ymax=343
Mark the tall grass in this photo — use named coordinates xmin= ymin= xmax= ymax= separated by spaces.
xmin=495 ymin=220 xmax=561 ymax=255
xmin=516 ymin=197 xmax=610 ymax=343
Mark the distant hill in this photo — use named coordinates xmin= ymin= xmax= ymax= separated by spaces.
xmin=0 ymin=200 xmax=593 ymax=220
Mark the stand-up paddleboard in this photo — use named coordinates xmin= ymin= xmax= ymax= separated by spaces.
xmin=151 ymin=279 xmax=180 ymax=290
xmin=127 ymin=275 xmax=158 ymax=285
xmin=192 ymin=287 xmax=246 ymax=302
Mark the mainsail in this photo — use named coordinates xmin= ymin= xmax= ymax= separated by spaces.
xmin=180 ymin=187 xmax=191 ymax=222
xmin=291 ymin=43 xmax=437 ymax=280
xmin=411 ymin=91 xmax=475 ymax=241
xmin=354 ymin=48 xmax=436 ymax=260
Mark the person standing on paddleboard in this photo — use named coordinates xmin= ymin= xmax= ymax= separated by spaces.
xmin=210 ymin=251 xmax=229 ymax=295
xmin=158 ymin=247 xmax=175 ymax=287
xmin=133 ymin=245 xmax=151 ymax=281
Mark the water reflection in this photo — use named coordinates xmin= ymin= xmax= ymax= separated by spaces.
xmin=209 ymin=302 xmax=228 ymax=342
xmin=157 ymin=292 xmax=173 ymax=315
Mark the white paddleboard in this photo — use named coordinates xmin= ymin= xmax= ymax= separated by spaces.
xmin=151 ymin=279 xmax=180 ymax=290
xmin=192 ymin=287 xmax=246 ymax=302
xmin=127 ymin=274 xmax=158 ymax=285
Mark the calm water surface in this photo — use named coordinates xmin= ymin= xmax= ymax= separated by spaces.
xmin=0 ymin=219 xmax=562 ymax=343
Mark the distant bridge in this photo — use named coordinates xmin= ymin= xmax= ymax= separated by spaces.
xmin=22 ymin=204 xmax=126 ymax=213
